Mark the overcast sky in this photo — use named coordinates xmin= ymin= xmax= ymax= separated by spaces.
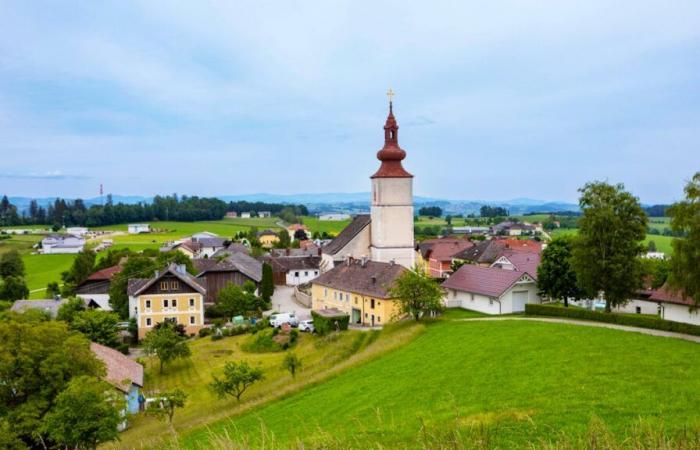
xmin=1 ymin=1 xmax=699 ymax=203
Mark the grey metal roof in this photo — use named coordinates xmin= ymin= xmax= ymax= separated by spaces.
xmin=323 ymin=214 xmax=371 ymax=255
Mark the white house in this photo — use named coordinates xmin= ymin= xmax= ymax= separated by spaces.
xmin=41 ymin=234 xmax=85 ymax=254
xmin=441 ymin=265 xmax=541 ymax=314
xmin=128 ymin=224 xmax=150 ymax=234
xmin=258 ymin=211 xmax=272 ymax=218
xmin=319 ymin=213 xmax=351 ymax=221
xmin=66 ymin=226 xmax=89 ymax=236
xmin=241 ymin=212 xmax=252 ymax=219
xmin=611 ymin=285 xmax=700 ymax=326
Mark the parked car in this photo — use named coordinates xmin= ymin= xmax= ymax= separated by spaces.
xmin=269 ymin=313 xmax=299 ymax=328
xmin=298 ymin=319 xmax=315 ymax=333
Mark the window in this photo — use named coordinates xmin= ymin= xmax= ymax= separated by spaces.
xmin=146 ymin=317 xmax=152 ymax=327
xmin=355 ymin=297 xmax=358 ymax=305
xmin=172 ymin=299 xmax=177 ymax=308
xmin=324 ymin=288 xmax=328 ymax=298
xmin=378 ymin=301 xmax=381 ymax=307
xmin=163 ymin=299 xmax=169 ymax=308
xmin=378 ymin=316 xmax=381 ymax=323
xmin=364 ymin=313 xmax=368 ymax=318
xmin=170 ymin=281 xmax=180 ymax=290
xmin=295 ymin=271 xmax=300 ymax=277
xmin=636 ymin=306 xmax=642 ymax=314
xmin=189 ymin=298 xmax=195 ymax=307
xmin=334 ymin=291 xmax=337 ymax=300
xmin=304 ymin=271 xmax=308 ymax=276
xmin=371 ymin=299 xmax=375 ymax=309
xmin=314 ymin=271 xmax=318 ymax=275
xmin=190 ymin=316 xmax=196 ymax=325
xmin=339 ymin=293 xmax=343 ymax=301
xmin=160 ymin=281 xmax=169 ymax=291
xmin=471 ymin=294 xmax=475 ymax=301
xmin=145 ymin=299 xmax=151 ymax=309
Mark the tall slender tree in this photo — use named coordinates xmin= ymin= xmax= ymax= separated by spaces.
xmin=667 ymin=172 xmax=700 ymax=306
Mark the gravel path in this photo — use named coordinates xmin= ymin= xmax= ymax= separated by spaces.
xmin=458 ymin=316 xmax=700 ymax=344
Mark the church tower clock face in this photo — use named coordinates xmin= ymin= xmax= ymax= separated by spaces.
xmin=369 ymin=90 xmax=415 ymax=268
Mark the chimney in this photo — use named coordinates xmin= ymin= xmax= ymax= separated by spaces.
xmin=390 ymin=259 xmax=395 ymax=266
xmin=317 ymin=247 xmax=322 ymax=256
xmin=176 ymin=264 xmax=187 ymax=275
xmin=154 ymin=270 xmax=160 ymax=278
xmin=361 ymin=256 xmax=368 ymax=267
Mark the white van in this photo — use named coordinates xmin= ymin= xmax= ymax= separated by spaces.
xmin=269 ymin=313 xmax=299 ymax=328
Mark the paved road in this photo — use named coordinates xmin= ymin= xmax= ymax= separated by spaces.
xmin=269 ymin=285 xmax=311 ymax=319
xmin=459 ymin=317 xmax=700 ymax=344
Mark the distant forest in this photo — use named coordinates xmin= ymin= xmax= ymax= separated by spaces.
xmin=0 ymin=195 xmax=308 ymax=228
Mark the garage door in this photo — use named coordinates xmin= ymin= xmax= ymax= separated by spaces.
xmin=512 ymin=290 xmax=529 ymax=312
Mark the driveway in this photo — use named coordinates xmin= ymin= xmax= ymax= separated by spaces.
xmin=269 ymin=285 xmax=311 ymax=319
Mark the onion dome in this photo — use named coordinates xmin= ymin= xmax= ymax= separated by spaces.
xmin=371 ymin=98 xmax=413 ymax=179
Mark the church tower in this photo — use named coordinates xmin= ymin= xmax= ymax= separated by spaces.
xmin=370 ymin=92 xmax=415 ymax=268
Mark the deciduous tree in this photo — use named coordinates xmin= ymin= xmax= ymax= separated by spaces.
xmin=210 ymin=361 xmax=264 ymax=402
xmin=282 ymin=353 xmax=301 ymax=379
xmin=142 ymin=323 xmax=191 ymax=373
xmin=0 ymin=249 xmax=24 ymax=278
xmin=0 ymin=317 xmax=103 ymax=446
xmin=41 ymin=376 xmax=123 ymax=450
xmin=0 ymin=276 xmax=29 ymax=301
xmin=571 ymin=182 xmax=647 ymax=312
xmin=537 ymin=237 xmax=582 ymax=307
xmin=667 ymin=172 xmax=700 ymax=306
xmin=389 ymin=267 xmax=444 ymax=321
xmin=71 ymin=309 xmax=121 ymax=348
xmin=148 ymin=389 xmax=187 ymax=425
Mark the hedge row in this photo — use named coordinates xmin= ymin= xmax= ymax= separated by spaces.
xmin=311 ymin=310 xmax=349 ymax=335
xmin=525 ymin=304 xmax=700 ymax=337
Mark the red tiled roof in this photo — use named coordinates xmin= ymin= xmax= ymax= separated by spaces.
xmin=442 ymin=265 xmax=536 ymax=298
xmin=649 ymin=284 xmax=695 ymax=306
xmin=87 ymin=265 xmax=123 ymax=281
xmin=424 ymin=239 xmax=474 ymax=262
xmin=288 ymin=224 xmax=308 ymax=231
xmin=91 ymin=342 xmax=144 ymax=392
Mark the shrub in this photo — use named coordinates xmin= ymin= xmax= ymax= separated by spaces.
xmin=211 ymin=334 xmax=223 ymax=341
xmin=220 ymin=327 xmax=232 ymax=337
xmin=241 ymin=329 xmax=283 ymax=353
xmin=311 ymin=310 xmax=350 ymax=336
xmin=198 ymin=327 xmax=213 ymax=338
xmin=525 ymin=304 xmax=700 ymax=336
xmin=117 ymin=343 xmax=130 ymax=355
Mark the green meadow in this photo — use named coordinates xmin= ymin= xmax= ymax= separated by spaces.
xmin=179 ymin=319 xmax=700 ymax=449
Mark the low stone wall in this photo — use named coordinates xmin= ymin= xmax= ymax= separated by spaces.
xmin=294 ymin=286 xmax=312 ymax=308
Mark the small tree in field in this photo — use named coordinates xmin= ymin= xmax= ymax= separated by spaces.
xmin=41 ymin=376 xmax=123 ymax=450
xmin=282 ymin=353 xmax=301 ymax=379
xmin=210 ymin=361 xmax=264 ymax=402
xmin=389 ymin=267 xmax=444 ymax=321
xmin=148 ymin=389 xmax=187 ymax=425
xmin=537 ymin=237 xmax=582 ymax=307
xmin=142 ymin=323 xmax=191 ymax=373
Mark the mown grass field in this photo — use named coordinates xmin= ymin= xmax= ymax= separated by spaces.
xmin=22 ymin=254 xmax=75 ymax=298
xmin=179 ymin=319 xmax=700 ymax=449
xmin=111 ymin=321 xmax=424 ymax=449
xmin=298 ymin=216 xmax=350 ymax=235
xmin=550 ymin=228 xmax=675 ymax=254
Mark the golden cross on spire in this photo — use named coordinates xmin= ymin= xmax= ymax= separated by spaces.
xmin=386 ymin=88 xmax=395 ymax=103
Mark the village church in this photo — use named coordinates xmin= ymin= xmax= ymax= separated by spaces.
xmin=321 ymin=93 xmax=415 ymax=270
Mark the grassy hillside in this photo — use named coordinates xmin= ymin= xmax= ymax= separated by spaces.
xmin=180 ymin=320 xmax=700 ymax=448
xmin=112 ymin=321 xmax=425 ymax=449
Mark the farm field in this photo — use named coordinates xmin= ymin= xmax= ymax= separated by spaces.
xmin=550 ymin=228 xmax=676 ymax=254
xmin=0 ymin=233 xmax=42 ymax=255
xmin=23 ymin=254 xmax=75 ymax=298
xmin=180 ymin=319 xmax=700 ymax=449
xmin=111 ymin=321 xmax=424 ymax=449
xmin=298 ymin=216 xmax=350 ymax=235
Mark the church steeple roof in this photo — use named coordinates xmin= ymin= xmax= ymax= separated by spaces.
xmin=371 ymin=90 xmax=413 ymax=179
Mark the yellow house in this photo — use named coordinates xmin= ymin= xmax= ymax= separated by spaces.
xmin=257 ymin=230 xmax=280 ymax=249
xmin=128 ymin=264 xmax=206 ymax=339
xmin=311 ymin=258 xmax=405 ymax=327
